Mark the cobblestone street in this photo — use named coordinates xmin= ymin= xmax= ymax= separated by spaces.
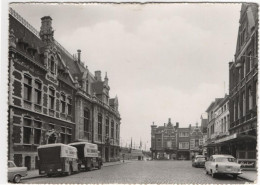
xmin=22 ymin=160 xmax=249 ymax=184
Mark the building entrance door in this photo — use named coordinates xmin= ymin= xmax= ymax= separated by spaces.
xmin=25 ymin=156 xmax=31 ymax=170
xmin=105 ymin=147 xmax=109 ymax=162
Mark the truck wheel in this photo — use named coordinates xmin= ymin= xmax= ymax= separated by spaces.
xmin=47 ymin=173 xmax=53 ymax=177
xmin=13 ymin=175 xmax=21 ymax=183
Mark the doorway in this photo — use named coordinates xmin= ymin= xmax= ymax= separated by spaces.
xmin=105 ymin=147 xmax=109 ymax=162
xmin=24 ymin=156 xmax=31 ymax=170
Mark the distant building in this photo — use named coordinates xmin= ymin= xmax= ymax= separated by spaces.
xmin=151 ymin=119 xmax=203 ymax=160
xmin=189 ymin=123 xmax=204 ymax=159
xmin=151 ymin=118 xmax=178 ymax=160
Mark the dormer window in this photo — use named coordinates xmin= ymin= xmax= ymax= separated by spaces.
xmin=49 ymin=56 xmax=56 ymax=75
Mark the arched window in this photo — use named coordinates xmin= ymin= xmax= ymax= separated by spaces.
xmin=24 ymin=74 xmax=32 ymax=101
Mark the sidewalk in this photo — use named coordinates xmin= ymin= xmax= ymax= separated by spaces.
xmin=238 ymin=170 xmax=257 ymax=182
xmin=23 ymin=160 xmax=130 ymax=180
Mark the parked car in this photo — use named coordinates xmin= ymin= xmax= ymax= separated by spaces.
xmin=192 ymin=155 xmax=206 ymax=167
xmin=8 ymin=161 xmax=27 ymax=183
xmin=205 ymin=155 xmax=242 ymax=179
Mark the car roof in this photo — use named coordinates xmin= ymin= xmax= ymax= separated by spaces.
xmin=212 ymin=154 xmax=234 ymax=158
xmin=195 ymin=155 xmax=206 ymax=157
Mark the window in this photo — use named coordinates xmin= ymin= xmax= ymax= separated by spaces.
xmin=243 ymin=61 xmax=246 ymax=78
xmin=179 ymin=142 xmax=189 ymax=149
xmin=60 ymin=127 xmax=66 ymax=144
xmin=34 ymin=119 xmax=42 ymax=144
xmin=237 ymin=98 xmax=240 ymax=119
xmin=256 ymin=81 xmax=258 ymax=106
xmin=105 ymin=117 xmax=109 ymax=136
xmin=84 ymin=109 xmax=90 ymax=132
xmin=195 ymin=139 xmax=199 ymax=147
xmin=60 ymin=93 xmax=66 ymax=113
xmin=49 ymin=87 xmax=55 ymax=110
xmin=111 ymin=120 xmax=114 ymax=139
xmin=98 ymin=114 xmax=102 ymax=140
xmin=67 ymin=128 xmax=72 ymax=143
xmin=67 ymin=97 xmax=72 ymax=115
xmin=179 ymin=132 xmax=189 ymax=137
xmin=34 ymin=80 xmax=42 ymax=105
xmin=249 ymin=88 xmax=253 ymax=110
xmin=49 ymin=56 xmax=56 ymax=75
xmin=24 ymin=74 xmax=32 ymax=101
xmin=243 ymin=92 xmax=246 ymax=116
xmin=248 ymin=52 xmax=252 ymax=72
xmin=234 ymin=102 xmax=236 ymax=121
xmin=86 ymin=80 xmax=89 ymax=93
xmin=23 ymin=117 xmax=32 ymax=144
xmin=116 ymin=123 xmax=119 ymax=139
xmin=238 ymin=68 xmax=241 ymax=82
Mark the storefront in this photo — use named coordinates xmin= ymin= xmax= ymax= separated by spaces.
xmin=177 ymin=150 xmax=190 ymax=160
xmin=215 ymin=133 xmax=257 ymax=170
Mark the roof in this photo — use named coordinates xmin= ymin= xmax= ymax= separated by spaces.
xmin=37 ymin=143 xmax=76 ymax=149
xmin=212 ymin=154 xmax=234 ymax=158
xmin=68 ymin=142 xmax=97 ymax=147
xmin=206 ymin=98 xmax=223 ymax=112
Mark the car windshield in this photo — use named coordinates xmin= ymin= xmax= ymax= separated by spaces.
xmin=215 ymin=157 xmax=236 ymax=162
xmin=196 ymin=157 xmax=206 ymax=161
xmin=8 ymin=162 xmax=16 ymax=168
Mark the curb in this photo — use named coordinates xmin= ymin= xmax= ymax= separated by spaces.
xmin=237 ymin=175 xmax=255 ymax=183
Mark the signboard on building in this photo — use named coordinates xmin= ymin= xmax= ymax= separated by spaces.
xmin=215 ymin=133 xmax=237 ymax=144
xmin=238 ymin=159 xmax=256 ymax=169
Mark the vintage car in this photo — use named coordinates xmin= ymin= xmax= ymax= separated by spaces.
xmin=205 ymin=155 xmax=242 ymax=179
xmin=8 ymin=161 xmax=27 ymax=183
xmin=192 ymin=155 xmax=206 ymax=167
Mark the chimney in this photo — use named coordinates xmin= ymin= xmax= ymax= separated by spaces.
xmin=164 ymin=123 xmax=166 ymax=127
xmin=40 ymin=16 xmax=54 ymax=43
xmin=168 ymin=118 xmax=171 ymax=123
xmin=95 ymin=71 xmax=102 ymax=81
xmin=176 ymin=122 xmax=179 ymax=128
xmin=77 ymin=49 xmax=81 ymax=63
xmin=189 ymin=124 xmax=191 ymax=128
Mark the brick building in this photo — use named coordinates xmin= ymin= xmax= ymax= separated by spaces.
xmin=8 ymin=8 xmax=121 ymax=170
xmin=228 ymin=3 xmax=258 ymax=169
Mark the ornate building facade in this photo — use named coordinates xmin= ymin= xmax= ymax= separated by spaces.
xmin=8 ymin=8 xmax=121 ymax=170
xmin=151 ymin=119 xmax=203 ymax=160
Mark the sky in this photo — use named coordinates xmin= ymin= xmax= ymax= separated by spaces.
xmin=9 ymin=3 xmax=241 ymax=150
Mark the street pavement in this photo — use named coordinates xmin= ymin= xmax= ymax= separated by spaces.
xmin=22 ymin=160 xmax=253 ymax=184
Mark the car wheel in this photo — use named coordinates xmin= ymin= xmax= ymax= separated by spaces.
xmin=233 ymin=174 xmax=238 ymax=179
xmin=205 ymin=169 xmax=208 ymax=174
xmin=13 ymin=175 xmax=21 ymax=183
xmin=47 ymin=173 xmax=53 ymax=177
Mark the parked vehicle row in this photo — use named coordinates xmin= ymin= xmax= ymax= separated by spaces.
xmin=192 ymin=154 xmax=243 ymax=179
xmin=38 ymin=142 xmax=103 ymax=177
